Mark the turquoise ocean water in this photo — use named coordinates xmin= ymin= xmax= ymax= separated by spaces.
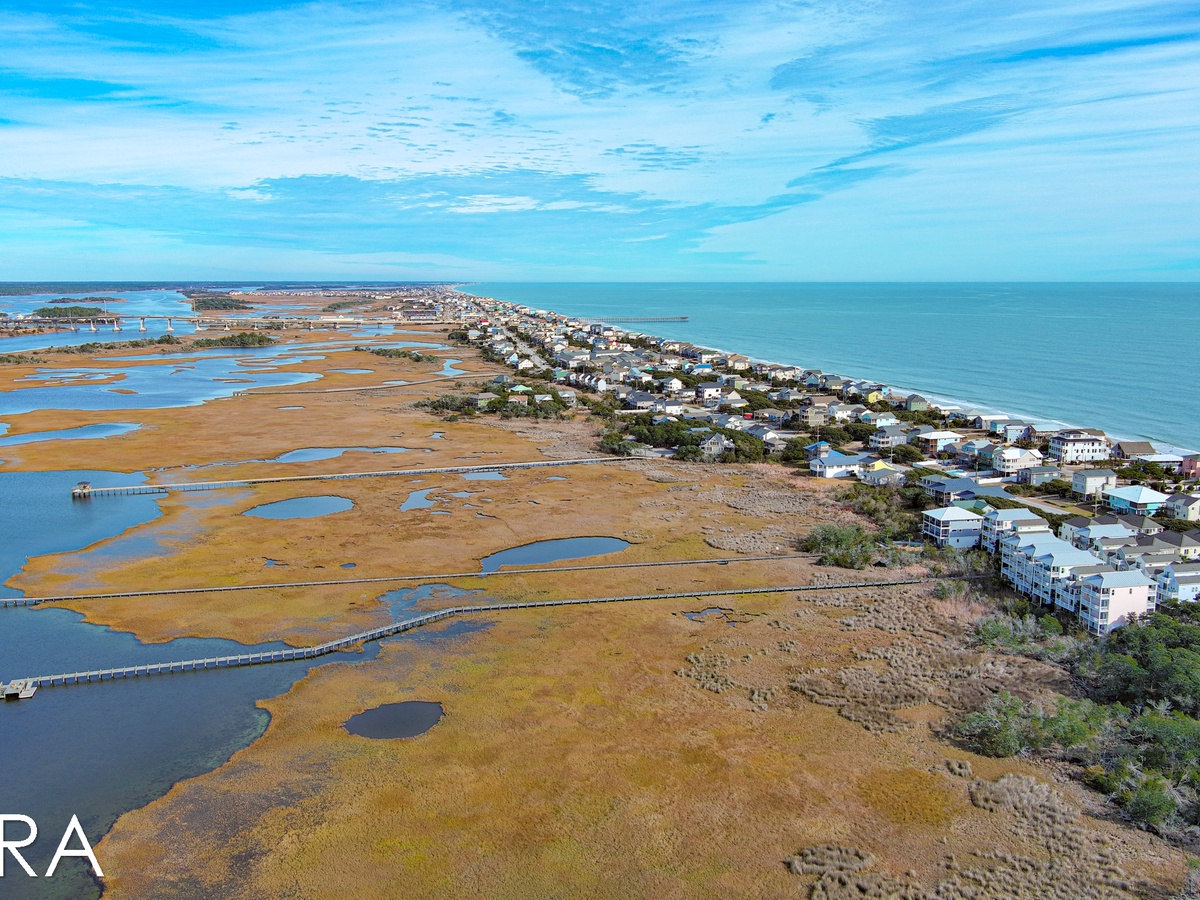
xmin=465 ymin=284 xmax=1200 ymax=453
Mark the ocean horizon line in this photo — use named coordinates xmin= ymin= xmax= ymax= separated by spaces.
xmin=462 ymin=282 xmax=1200 ymax=455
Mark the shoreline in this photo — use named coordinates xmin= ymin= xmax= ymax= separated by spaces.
xmin=458 ymin=285 xmax=1199 ymax=456
xmin=1 ymin=306 xmax=1188 ymax=897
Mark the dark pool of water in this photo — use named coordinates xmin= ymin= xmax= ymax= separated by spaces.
xmin=0 ymin=422 xmax=140 ymax=447
xmin=343 ymin=701 xmax=444 ymax=739
xmin=684 ymin=607 xmax=732 ymax=621
xmin=243 ymin=495 xmax=354 ymax=519
xmin=479 ymin=536 xmax=631 ymax=573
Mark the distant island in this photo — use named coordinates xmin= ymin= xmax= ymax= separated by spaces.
xmin=184 ymin=291 xmax=254 ymax=311
xmin=46 ymin=295 xmax=123 ymax=305
xmin=32 ymin=305 xmax=105 ymax=318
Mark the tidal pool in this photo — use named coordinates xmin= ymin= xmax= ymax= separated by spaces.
xmin=0 ymin=422 xmax=140 ymax=447
xmin=462 ymin=471 xmax=506 ymax=481
xmin=344 ymin=701 xmax=444 ymax=739
xmin=400 ymin=488 xmax=436 ymax=511
xmin=479 ymin=536 xmax=631 ymax=573
xmin=0 ymin=469 xmax=488 ymax=900
xmin=243 ymin=495 xmax=354 ymax=519
xmin=684 ymin=607 xmax=732 ymax=621
xmin=270 ymin=446 xmax=411 ymax=463
xmin=0 ymin=469 xmax=373 ymax=900
xmin=328 ymin=368 xmax=373 ymax=374
xmin=0 ymin=357 xmax=321 ymax=414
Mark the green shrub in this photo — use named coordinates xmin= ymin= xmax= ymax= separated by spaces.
xmin=953 ymin=692 xmax=1031 ymax=757
xmin=1122 ymin=775 xmax=1177 ymax=826
xmin=1039 ymin=615 xmax=1063 ymax=636
xmin=801 ymin=524 xmax=877 ymax=569
xmin=1082 ymin=764 xmax=1123 ymax=795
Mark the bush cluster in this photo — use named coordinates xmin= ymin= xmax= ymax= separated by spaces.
xmin=954 ymin=608 xmax=1200 ymax=831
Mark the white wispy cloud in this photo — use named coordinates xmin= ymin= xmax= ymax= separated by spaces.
xmin=0 ymin=0 xmax=1195 ymax=277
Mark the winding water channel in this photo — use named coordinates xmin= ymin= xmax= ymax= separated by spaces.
xmin=0 ymin=291 xmax=466 ymax=899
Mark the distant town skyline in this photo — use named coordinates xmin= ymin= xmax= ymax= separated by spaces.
xmin=1 ymin=0 xmax=1197 ymax=281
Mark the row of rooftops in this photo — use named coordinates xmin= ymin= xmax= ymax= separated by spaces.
xmin=922 ymin=503 xmax=1200 ymax=623
xmin=447 ymin=294 xmax=1198 ymax=476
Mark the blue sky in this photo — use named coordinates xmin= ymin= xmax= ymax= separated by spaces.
xmin=0 ymin=0 xmax=1197 ymax=280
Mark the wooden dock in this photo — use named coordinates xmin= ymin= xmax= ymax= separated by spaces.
xmin=6 ymin=579 xmax=935 ymax=696
xmin=2 ymin=679 xmax=37 ymax=700
xmin=69 ymin=456 xmax=626 ymax=499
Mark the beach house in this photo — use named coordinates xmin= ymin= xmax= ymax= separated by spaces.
xmin=810 ymin=451 xmax=872 ymax=479
xmin=859 ymin=460 xmax=906 ymax=487
xmin=922 ymin=507 xmax=984 ymax=549
xmin=1076 ymin=570 xmax=1156 ymax=634
xmin=910 ymin=430 xmax=962 ymax=455
xmin=869 ymin=425 xmax=908 ymax=451
xmin=1103 ymin=485 xmax=1170 ymax=516
xmin=859 ymin=410 xmax=900 ymax=427
xmin=980 ymin=508 xmax=1050 ymax=553
xmin=1072 ymin=469 xmax=1117 ymax=499
xmin=1157 ymin=562 xmax=1200 ymax=604
xmin=1165 ymin=494 xmax=1200 ymax=521
xmin=993 ymin=446 xmax=1043 ymax=475
xmin=1048 ymin=429 xmax=1110 ymax=464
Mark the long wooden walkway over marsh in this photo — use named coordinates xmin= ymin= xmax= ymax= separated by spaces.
xmin=7 ymin=578 xmax=935 ymax=693
xmin=0 ymin=553 xmax=813 ymax=607
xmin=235 ymin=370 xmax=507 ymax=397
xmin=71 ymin=456 xmax=626 ymax=499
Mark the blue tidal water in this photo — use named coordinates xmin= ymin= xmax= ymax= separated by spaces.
xmin=0 ymin=469 xmax=376 ymax=900
xmin=479 ymin=536 xmax=630 ymax=573
xmin=466 ymin=283 xmax=1200 ymax=451
xmin=0 ymin=422 xmax=140 ymax=447
xmin=0 ymin=290 xmax=197 ymax=352
xmin=243 ymin=495 xmax=354 ymax=519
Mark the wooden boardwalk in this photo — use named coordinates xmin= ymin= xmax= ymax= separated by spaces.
xmin=236 ymin=370 xmax=508 ymax=397
xmin=10 ymin=579 xmax=935 ymax=692
xmin=70 ymin=456 xmax=626 ymax=499
xmin=0 ymin=553 xmax=813 ymax=608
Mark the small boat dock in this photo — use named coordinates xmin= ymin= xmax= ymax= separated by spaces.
xmin=3 ymin=679 xmax=37 ymax=701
